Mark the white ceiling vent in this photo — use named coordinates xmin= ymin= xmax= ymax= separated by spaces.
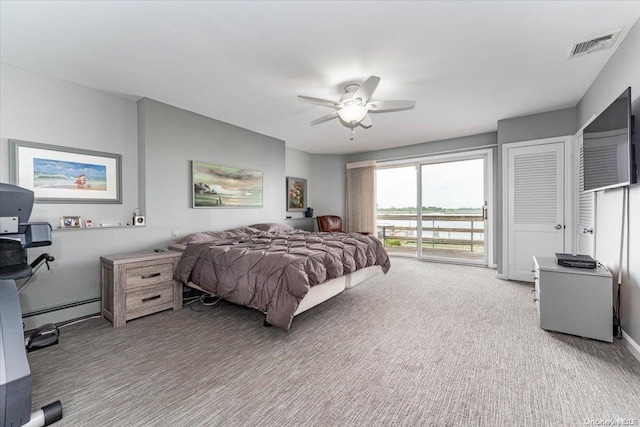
xmin=568 ymin=28 xmax=623 ymax=59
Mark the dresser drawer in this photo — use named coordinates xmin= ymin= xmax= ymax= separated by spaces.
xmin=101 ymin=250 xmax=183 ymax=327
xmin=125 ymin=283 xmax=174 ymax=321
xmin=126 ymin=263 xmax=173 ymax=290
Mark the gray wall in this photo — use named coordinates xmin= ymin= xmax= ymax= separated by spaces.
xmin=285 ymin=146 xmax=312 ymax=223
xmin=285 ymin=147 xmax=347 ymax=225
xmin=137 ymin=98 xmax=286 ymax=237
xmin=495 ymin=108 xmax=578 ymax=275
xmin=346 ymin=132 xmax=497 ymax=163
xmin=310 ymin=154 xmax=347 ymax=219
xmin=0 ymin=63 xmax=142 ymax=328
xmin=0 ymin=65 xmax=298 ymax=329
xmin=497 ymin=108 xmax=577 ymax=145
xmin=576 ymin=19 xmax=640 ymax=347
xmin=286 ymin=147 xmax=312 ymax=185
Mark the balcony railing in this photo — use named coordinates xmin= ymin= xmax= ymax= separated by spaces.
xmin=377 ymin=214 xmax=484 ymax=252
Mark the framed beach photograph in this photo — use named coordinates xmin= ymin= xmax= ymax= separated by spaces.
xmin=10 ymin=140 xmax=122 ymax=204
xmin=61 ymin=216 xmax=82 ymax=228
xmin=286 ymin=177 xmax=307 ymax=212
xmin=192 ymin=161 xmax=263 ymax=208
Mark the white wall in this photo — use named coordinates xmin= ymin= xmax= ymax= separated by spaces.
xmin=576 ymin=19 xmax=640 ymax=347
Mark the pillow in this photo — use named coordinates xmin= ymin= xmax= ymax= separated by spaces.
xmin=249 ymin=223 xmax=294 ymax=233
xmin=177 ymin=226 xmax=260 ymax=245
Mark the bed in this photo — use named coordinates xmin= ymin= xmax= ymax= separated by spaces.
xmin=170 ymin=223 xmax=391 ymax=331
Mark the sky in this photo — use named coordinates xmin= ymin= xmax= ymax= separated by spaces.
xmin=376 ymin=158 xmax=484 ymax=209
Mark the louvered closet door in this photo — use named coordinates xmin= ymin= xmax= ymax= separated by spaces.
xmin=576 ymin=132 xmax=595 ymax=256
xmin=507 ymin=142 xmax=565 ymax=281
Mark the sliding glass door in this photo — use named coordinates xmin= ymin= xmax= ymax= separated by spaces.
xmin=420 ymin=158 xmax=485 ymax=263
xmin=376 ymin=166 xmax=418 ymax=256
xmin=375 ymin=150 xmax=490 ymax=265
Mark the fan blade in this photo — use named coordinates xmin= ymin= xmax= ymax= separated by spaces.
xmin=352 ymin=76 xmax=380 ymax=103
xmin=298 ymin=95 xmax=339 ymax=108
xmin=368 ymin=100 xmax=415 ymax=113
xmin=359 ymin=114 xmax=373 ymax=128
xmin=310 ymin=111 xmax=339 ymax=125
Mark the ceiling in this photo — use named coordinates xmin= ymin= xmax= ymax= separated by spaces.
xmin=1 ymin=1 xmax=639 ymax=155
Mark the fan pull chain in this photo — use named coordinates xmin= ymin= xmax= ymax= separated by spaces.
xmin=350 ymin=127 xmax=355 ymax=141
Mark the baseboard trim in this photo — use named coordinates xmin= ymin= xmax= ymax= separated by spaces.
xmin=495 ymin=273 xmax=507 ymax=280
xmin=21 ymin=298 xmax=101 ymax=331
xmin=22 ymin=297 xmax=100 ymax=318
xmin=621 ymin=329 xmax=640 ymax=363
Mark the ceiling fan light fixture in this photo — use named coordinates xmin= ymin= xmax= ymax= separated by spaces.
xmin=338 ymin=104 xmax=368 ymax=124
xmin=298 ymin=75 xmax=415 ymax=132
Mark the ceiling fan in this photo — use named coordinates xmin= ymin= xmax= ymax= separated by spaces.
xmin=298 ymin=75 xmax=416 ymax=138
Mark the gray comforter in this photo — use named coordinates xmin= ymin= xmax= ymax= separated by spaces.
xmin=174 ymin=228 xmax=390 ymax=331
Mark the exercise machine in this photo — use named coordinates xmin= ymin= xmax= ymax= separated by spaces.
xmin=0 ymin=183 xmax=62 ymax=426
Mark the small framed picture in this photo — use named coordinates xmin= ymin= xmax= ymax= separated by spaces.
xmin=61 ymin=216 xmax=82 ymax=228
xmin=286 ymin=177 xmax=307 ymax=212
xmin=85 ymin=219 xmax=94 ymax=228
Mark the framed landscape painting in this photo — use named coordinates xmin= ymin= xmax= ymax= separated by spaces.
xmin=10 ymin=140 xmax=121 ymax=204
xmin=286 ymin=177 xmax=307 ymax=212
xmin=192 ymin=161 xmax=263 ymax=208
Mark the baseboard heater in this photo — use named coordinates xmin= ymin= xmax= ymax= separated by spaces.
xmin=21 ymin=297 xmax=100 ymax=319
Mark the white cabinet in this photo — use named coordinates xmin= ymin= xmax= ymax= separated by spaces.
xmin=533 ymin=256 xmax=613 ymax=342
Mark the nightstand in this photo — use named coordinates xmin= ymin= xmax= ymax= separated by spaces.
xmin=101 ymin=251 xmax=182 ymax=327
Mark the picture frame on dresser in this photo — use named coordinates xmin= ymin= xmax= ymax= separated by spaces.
xmin=9 ymin=139 xmax=122 ymax=204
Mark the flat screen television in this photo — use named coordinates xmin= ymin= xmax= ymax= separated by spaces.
xmin=582 ymin=87 xmax=636 ymax=192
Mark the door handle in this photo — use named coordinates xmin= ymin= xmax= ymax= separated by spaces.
xmin=554 ymin=224 xmax=562 ymax=230
xmin=581 ymin=227 xmax=594 ymax=234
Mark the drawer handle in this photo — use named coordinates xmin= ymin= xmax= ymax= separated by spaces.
xmin=141 ymin=272 xmax=161 ymax=279
xmin=142 ymin=295 xmax=162 ymax=303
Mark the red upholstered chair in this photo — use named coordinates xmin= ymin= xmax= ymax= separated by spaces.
xmin=316 ymin=215 xmax=344 ymax=233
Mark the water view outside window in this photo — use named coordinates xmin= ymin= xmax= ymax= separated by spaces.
xmin=376 ymin=158 xmax=485 ymax=262
xmin=377 ymin=166 xmax=418 ymax=255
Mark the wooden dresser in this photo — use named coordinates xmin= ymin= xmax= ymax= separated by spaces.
xmin=101 ymin=251 xmax=182 ymax=327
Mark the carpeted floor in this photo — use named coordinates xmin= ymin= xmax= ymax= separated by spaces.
xmin=28 ymin=258 xmax=640 ymax=426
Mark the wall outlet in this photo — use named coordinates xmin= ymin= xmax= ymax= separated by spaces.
xmin=171 ymin=230 xmax=179 ymax=239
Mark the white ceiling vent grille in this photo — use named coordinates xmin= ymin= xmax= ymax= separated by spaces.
xmin=568 ymin=28 xmax=623 ymax=59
